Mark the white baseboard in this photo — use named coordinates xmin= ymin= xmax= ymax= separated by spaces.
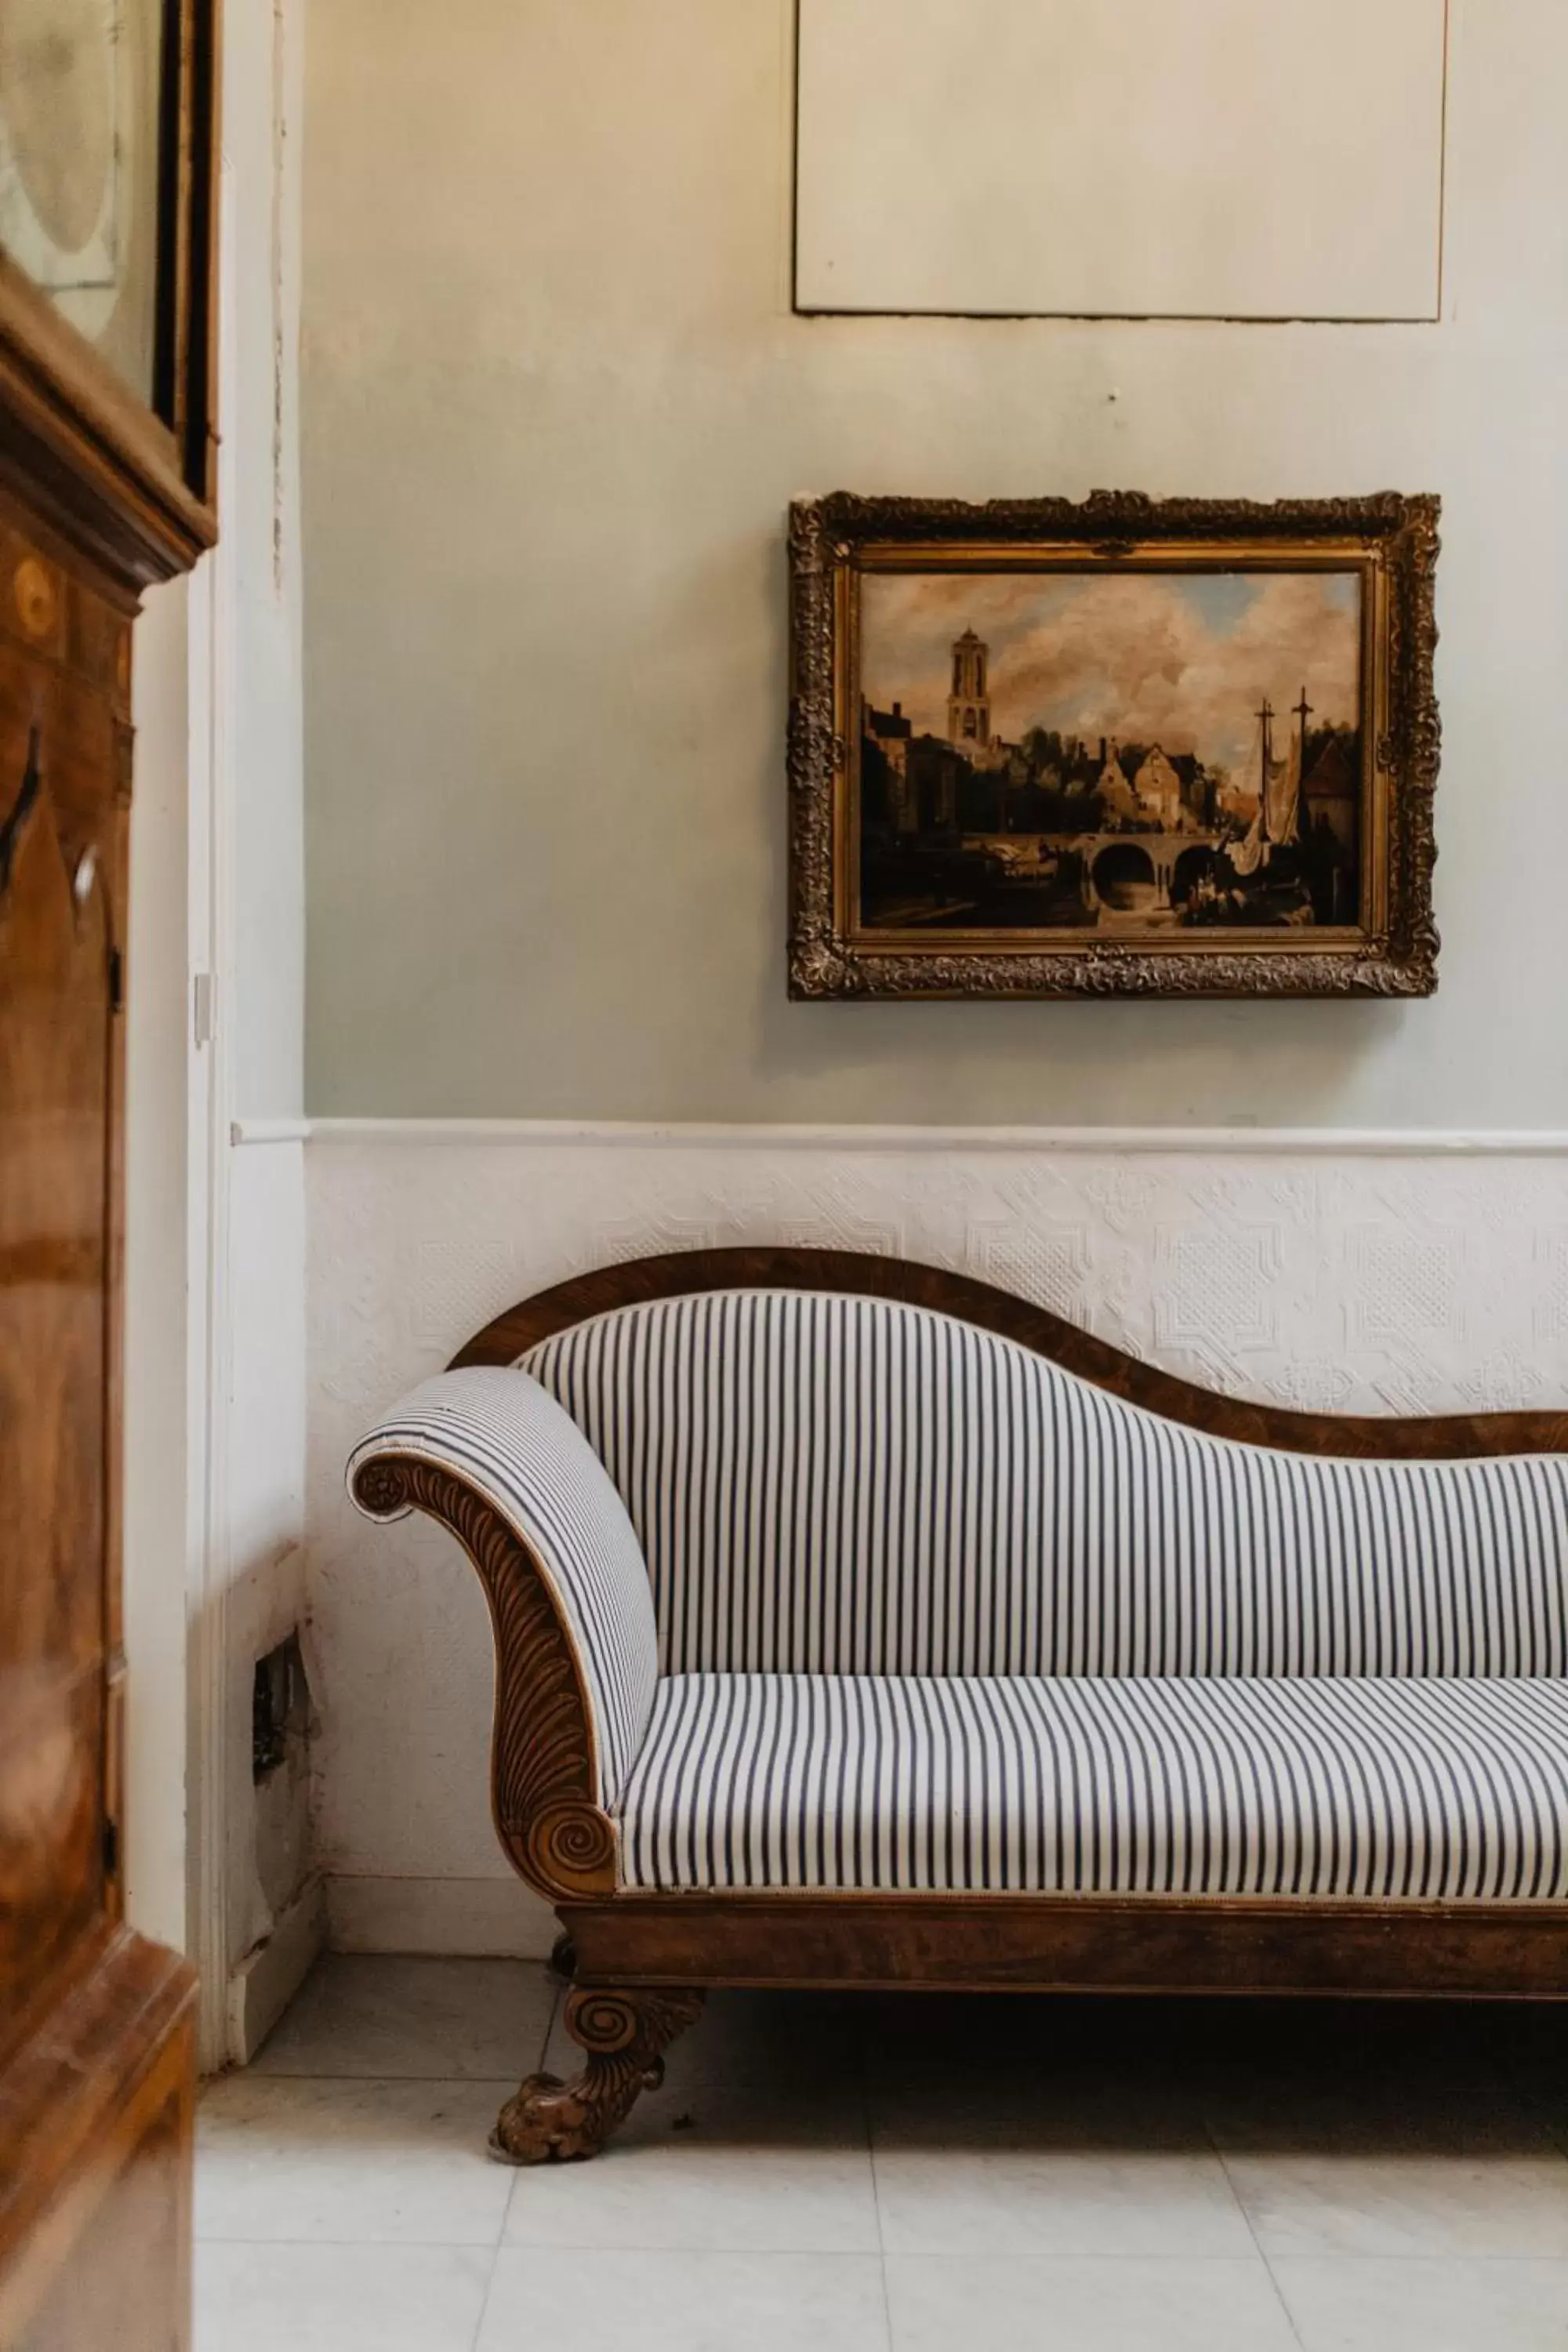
xmin=226 ymin=1875 xmax=326 ymax=2068
xmin=325 ymin=1873 xmax=557 ymax=1959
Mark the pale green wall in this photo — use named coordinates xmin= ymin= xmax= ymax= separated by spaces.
xmin=303 ymin=0 xmax=1568 ymax=1126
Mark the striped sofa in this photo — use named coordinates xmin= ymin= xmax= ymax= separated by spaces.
xmin=349 ymin=1249 xmax=1568 ymax=2162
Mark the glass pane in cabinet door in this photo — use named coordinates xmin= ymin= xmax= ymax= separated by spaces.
xmin=0 ymin=0 xmax=168 ymax=407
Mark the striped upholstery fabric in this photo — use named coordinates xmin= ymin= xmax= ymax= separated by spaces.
xmin=521 ymin=1293 xmax=1568 ymax=1681
xmin=348 ymin=1368 xmax=658 ymax=1807
xmin=619 ymin=1671 xmax=1568 ymax=1899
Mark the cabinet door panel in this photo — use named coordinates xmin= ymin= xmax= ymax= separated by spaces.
xmin=0 ymin=594 xmax=119 ymax=2063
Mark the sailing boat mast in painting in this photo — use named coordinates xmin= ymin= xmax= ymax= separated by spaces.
xmin=1193 ymin=684 xmax=1343 ymax=924
xmin=788 ymin=491 xmax=1440 ymax=999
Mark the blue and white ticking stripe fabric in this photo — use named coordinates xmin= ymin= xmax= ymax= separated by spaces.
xmin=348 ymin=1368 xmax=659 ymax=1808
xmin=349 ymin=1295 xmax=1568 ymax=1900
xmin=521 ymin=1293 xmax=1568 ymax=1681
xmin=618 ymin=1671 xmax=1568 ymax=1899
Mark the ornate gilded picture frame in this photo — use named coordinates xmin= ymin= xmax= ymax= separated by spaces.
xmin=788 ymin=492 xmax=1439 ymax=999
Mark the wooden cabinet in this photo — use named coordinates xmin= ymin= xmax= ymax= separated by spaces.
xmin=0 ymin=521 xmax=132 ymax=2061
xmin=0 ymin=9 xmax=220 ymax=2343
xmin=0 ymin=506 xmax=194 ymax=2350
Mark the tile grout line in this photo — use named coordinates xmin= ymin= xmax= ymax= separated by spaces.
xmin=877 ymin=2250 xmax=897 ymax=2352
xmin=862 ymin=2041 xmax=899 ymax=2350
xmin=194 ymin=2236 xmax=526 ymax=2251
xmin=466 ymin=2238 xmax=506 ymax=2352
xmin=1202 ymin=2112 xmax=1310 ymax=2350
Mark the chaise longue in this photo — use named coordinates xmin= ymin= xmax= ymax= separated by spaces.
xmin=349 ymin=1247 xmax=1568 ymax=2161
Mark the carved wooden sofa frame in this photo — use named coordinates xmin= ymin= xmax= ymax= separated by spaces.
xmin=350 ymin=1247 xmax=1568 ymax=2162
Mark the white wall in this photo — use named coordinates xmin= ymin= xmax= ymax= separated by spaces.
xmin=227 ymin=0 xmax=306 ymax=1122
xmin=305 ymin=1122 xmax=1568 ymax=1953
xmin=120 ymin=0 xmax=310 ymax=2059
xmin=303 ymin=0 xmax=1568 ymax=1129
xmin=203 ymin=0 xmax=312 ymax=2061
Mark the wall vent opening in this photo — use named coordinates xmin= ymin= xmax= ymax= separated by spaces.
xmin=252 ymin=1631 xmax=310 ymax=1783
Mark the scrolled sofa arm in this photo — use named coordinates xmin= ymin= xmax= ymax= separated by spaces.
xmin=347 ymin=1367 xmax=659 ymax=1899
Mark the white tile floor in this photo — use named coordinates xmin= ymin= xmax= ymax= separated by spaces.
xmin=195 ymin=1957 xmax=1568 ymax=2350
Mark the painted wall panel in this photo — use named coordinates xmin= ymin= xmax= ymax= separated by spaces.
xmin=797 ymin=0 xmax=1447 ymax=320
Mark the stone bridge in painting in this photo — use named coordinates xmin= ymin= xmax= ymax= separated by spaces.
xmin=1040 ymin=832 xmax=1234 ymax=915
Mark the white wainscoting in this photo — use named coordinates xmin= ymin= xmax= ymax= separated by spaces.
xmin=297 ymin=1120 xmax=1568 ymax=1957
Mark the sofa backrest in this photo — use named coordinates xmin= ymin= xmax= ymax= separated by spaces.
xmin=520 ymin=1290 xmax=1568 ymax=1680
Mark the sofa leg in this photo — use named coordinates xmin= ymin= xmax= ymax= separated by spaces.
xmin=491 ymin=1985 xmax=706 ymax=2164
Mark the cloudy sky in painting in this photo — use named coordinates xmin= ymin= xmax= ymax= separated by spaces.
xmin=861 ymin=569 xmax=1362 ymax=778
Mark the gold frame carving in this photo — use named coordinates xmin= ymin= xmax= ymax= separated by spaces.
xmin=787 ymin=490 xmax=1441 ymax=1000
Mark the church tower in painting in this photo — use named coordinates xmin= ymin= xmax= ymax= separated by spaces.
xmin=947 ymin=628 xmax=991 ymax=750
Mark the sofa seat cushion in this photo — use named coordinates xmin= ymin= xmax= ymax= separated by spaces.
xmin=616 ymin=1672 xmax=1568 ymax=1900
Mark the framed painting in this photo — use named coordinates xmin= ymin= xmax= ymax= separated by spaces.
xmin=0 ymin=0 xmax=219 ymax=567
xmin=788 ymin=492 xmax=1439 ymax=999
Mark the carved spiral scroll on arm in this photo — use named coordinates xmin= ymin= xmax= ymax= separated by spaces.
xmin=347 ymin=1368 xmax=662 ymax=1906
xmin=350 ymin=1451 xmax=619 ymax=1900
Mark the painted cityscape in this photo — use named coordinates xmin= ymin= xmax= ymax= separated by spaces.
xmin=856 ymin=568 xmax=1364 ymax=934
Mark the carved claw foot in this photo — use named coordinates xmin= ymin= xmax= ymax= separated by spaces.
xmin=490 ymin=1985 xmax=706 ymax=2163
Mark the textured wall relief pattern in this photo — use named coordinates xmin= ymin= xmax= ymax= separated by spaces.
xmin=306 ymin=1139 xmax=1568 ymax=1891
